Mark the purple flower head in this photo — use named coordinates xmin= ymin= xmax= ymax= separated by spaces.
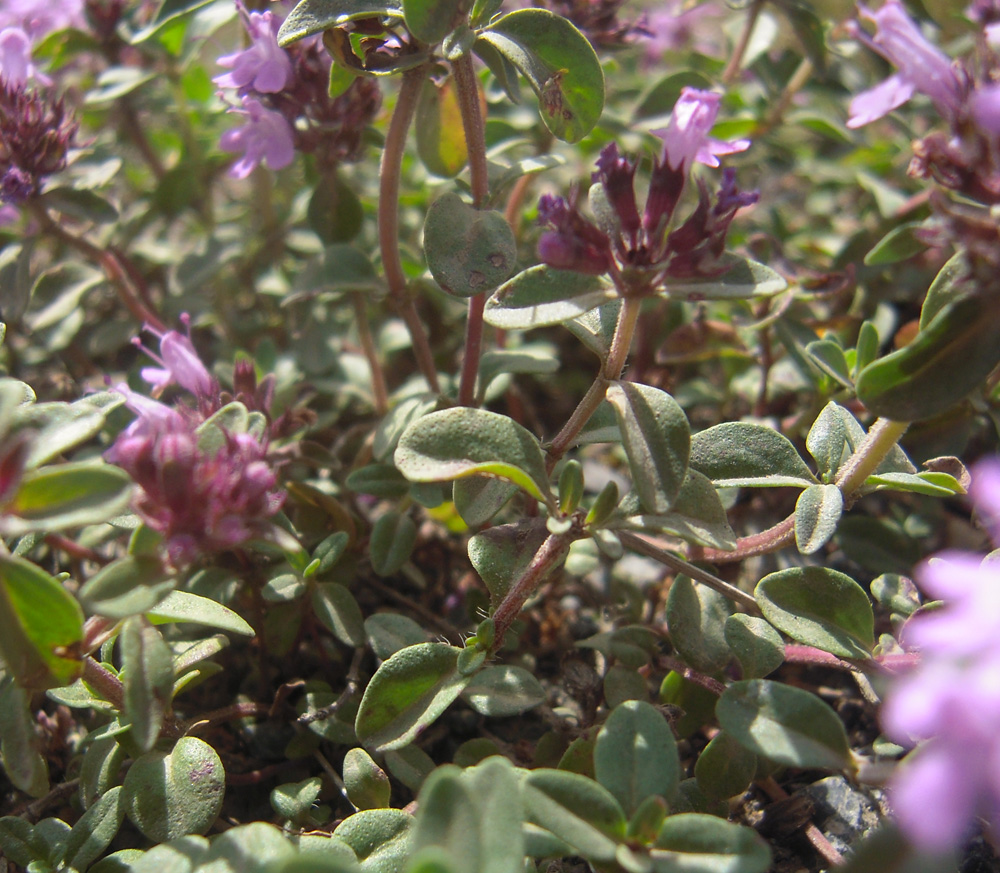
xmin=881 ymin=459 xmax=1000 ymax=850
xmin=847 ymin=0 xmax=964 ymax=128
xmin=652 ymin=88 xmax=750 ymax=172
xmin=593 ymin=143 xmax=641 ymax=242
xmin=214 ymin=2 xmax=292 ymax=94
xmin=136 ymin=314 xmax=217 ymax=400
xmin=536 ymin=191 xmax=613 ymax=275
xmin=0 ymin=26 xmax=48 ymax=86
xmin=219 ymin=94 xmax=295 ymax=178
xmin=0 ymin=0 xmax=85 ymax=40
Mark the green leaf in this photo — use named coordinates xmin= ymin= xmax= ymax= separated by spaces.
xmin=453 ymin=476 xmax=518 ymax=527
xmin=333 ymin=809 xmax=413 ymax=873
xmin=468 ymin=519 xmax=548 ymax=608
xmin=412 ymin=759 xmax=524 ymax=873
xmin=424 ymin=194 xmax=517 ymax=297
xmin=344 ymin=749 xmax=391 ymax=810
xmin=594 ymin=700 xmax=680 ymax=816
xmin=24 ymin=396 xmax=119 ymax=470
xmin=416 ymin=77 xmax=467 ymax=178
xmin=129 ymin=0 xmax=216 ymax=41
xmin=856 ymin=295 xmax=1000 ymax=421
xmin=121 ymin=617 xmax=174 ymax=753
xmin=369 ymin=511 xmax=418 ymax=577
xmin=0 ymin=678 xmax=49 ymax=796
xmin=806 ymin=402 xmax=848 ymax=480
xmin=865 ymin=471 xmax=966 ymax=497
xmin=651 ymin=814 xmax=771 ymax=873
xmin=79 ymin=556 xmax=175 ymax=620
xmin=62 ymin=785 xmax=126 ymax=872
xmin=80 ymin=735 xmax=128 ymax=809
xmin=477 ymin=9 xmax=604 ymax=142
xmin=794 ymin=483 xmax=843 ymax=554
xmin=606 ymin=382 xmax=690 ymax=515
xmin=365 ymin=613 xmax=428 ymax=660
xmin=2 ymin=462 xmax=133 ymax=536
xmin=278 ymin=0 xmax=402 ymax=46
xmin=665 ymin=576 xmax=732 ymax=675
xmin=272 ymin=777 xmax=323 ymax=823
xmin=804 ymin=339 xmax=853 ymax=388
xmin=122 ymin=737 xmax=226 ymax=842
xmin=346 ymin=464 xmax=411 ymax=499
xmin=355 ymin=643 xmax=471 ymax=752
xmin=42 ymin=187 xmax=119 ymax=223
xmin=395 ymin=407 xmax=553 ymax=504
xmin=147 ymin=590 xmax=255 ymax=636
xmin=0 ymin=815 xmax=45 ymax=866
xmin=723 ymin=615 xmax=784 ymax=680
xmin=756 ymin=566 xmax=874 ymax=659
xmin=665 ymin=255 xmax=786 ymax=301
xmin=694 ymin=732 xmax=757 ymax=802
xmin=403 ymin=0 xmax=467 ymax=43
xmin=0 ymin=554 xmax=84 ymax=691
xmin=689 ymin=422 xmax=817 ymax=488
xmin=461 ymin=664 xmax=545 ymax=716
xmin=484 ymin=265 xmax=616 ymax=330
xmin=716 ymin=680 xmax=851 ymax=771
xmin=313 ymin=583 xmax=366 ymax=647
xmin=384 ymin=745 xmax=436 ymax=792
xmin=863 ymin=222 xmax=926 ymax=266
xmin=920 ymin=250 xmax=970 ymax=329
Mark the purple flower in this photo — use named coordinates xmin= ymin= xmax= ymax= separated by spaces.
xmin=641 ymin=1 xmax=724 ymax=62
xmin=881 ymin=460 xmax=1000 ymax=850
xmin=219 ymin=95 xmax=295 ymax=178
xmin=214 ymin=2 xmax=292 ymax=94
xmin=0 ymin=0 xmax=84 ymax=40
xmin=847 ymin=0 xmax=963 ymax=128
xmin=0 ymin=26 xmax=47 ymax=86
xmin=652 ymin=88 xmax=749 ymax=173
xmin=137 ymin=316 xmax=217 ymax=399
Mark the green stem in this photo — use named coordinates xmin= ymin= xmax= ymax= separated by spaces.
xmin=379 ymin=67 xmax=440 ymax=393
xmin=491 ymin=531 xmax=577 ymax=651
xmin=453 ymin=52 xmax=491 ymax=407
xmin=352 ymin=292 xmax=389 ymax=415
xmin=834 ymin=417 xmax=911 ymax=503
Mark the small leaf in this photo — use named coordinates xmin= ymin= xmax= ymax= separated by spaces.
xmin=425 ymin=194 xmax=517 ymax=297
xmin=122 ymin=737 xmax=226 ymax=842
xmin=313 ymin=583 xmax=366 ymax=647
xmin=806 ymin=402 xmax=848 ymax=480
xmin=121 ymin=617 xmax=174 ymax=753
xmin=395 ymin=407 xmax=553 ymax=504
xmin=146 ymin=590 xmax=255 ymax=636
xmin=666 ymin=576 xmax=732 ymax=675
xmin=665 ymin=255 xmax=786 ymax=300
xmin=309 ymin=172 xmax=363 ymax=244
xmin=369 ymin=512 xmax=418 ymax=577
xmin=863 ymin=222 xmax=926 ymax=266
xmin=403 ymin=0 xmax=467 ymax=44
xmin=724 ymin=615 xmax=784 ymax=680
xmin=717 ymin=680 xmax=851 ymax=771
xmin=467 ymin=518 xmax=548 ymax=608
xmin=606 ymin=382 xmax=690 ymax=515
xmin=62 ymin=785 xmax=126 ymax=872
xmin=0 ymin=554 xmax=84 ymax=691
xmin=365 ymin=613 xmax=428 ymax=660
xmin=80 ymin=735 xmax=128 ymax=809
xmin=278 ymin=0 xmax=402 ymax=46
xmin=865 ymin=471 xmax=966 ymax=497
xmin=79 ymin=556 xmax=175 ymax=620
xmin=652 ymin=813 xmax=771 ymax=873
xmin=483 ymin=265 xmax=616 ymax=330
xmin=689 ymin=422 xmax=817 ymax=488
xmin=756 ymin=566 xmax=874 ymax=659
xmin=461 ymin=664 xmax=545 ymax=716
xmin=346 ymin=464 xmax=411 ymax=499
xmin=0 ymin=677 xmax=49 ymax=796
xmin=594 ymin=700 xmax=680 ymax=816
xmin=416 ymin=77 xmax=468 ymax=178
xmin=521 ymin=768 xmax=626 ymax=864
xmin=805 ymin=339 xmax=853 ymax=388
xmin=794 ymin=483 xmax=843 ymax=554
xmin=355 ymin=643 xmax=470 ymax=752
xmin=271 ymin=776 xmax=323 ymax=821
xmin=454 ymin=476 xmax=517 ymax=527
xmin=477 ymin=9 xmax=604 ymax=142
xmin=344 ymin=749 xmax=391 ymax=810
xmin=2 ymin=462 xmax=133 ymax=536
xmin=694 ymin=732 xmax=757 ymax=802
xmin=333 ymin=809 xmax=413 ymax=873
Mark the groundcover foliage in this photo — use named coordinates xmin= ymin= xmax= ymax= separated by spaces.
xmin=2 ymin=0 xmax=1000 ymax=871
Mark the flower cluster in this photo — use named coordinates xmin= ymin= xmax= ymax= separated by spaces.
xmin=536 ymin=88 xmax=754 ymax=293
xmin=106 ymin=320 xmax=285 ymax=567
xmin=0 ymin=81 xmax=78 ymax=204
xmin=214 ymin=1 xmax=381 ymax=178
xmin=881 ymin=460 xmax=1000 ymax=851
xmin=848 ymin=0 xmax=1000 ymax=204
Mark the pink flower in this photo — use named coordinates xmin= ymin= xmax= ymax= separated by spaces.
xmin=642 ymin=1 xmax=724 ymax=62
xmin=0 ymin=0 xmax=85 ymax=40
xmin=0 ymin=26 xmax=47 ymax=86
xmin=881 ymin=459 xmax=1000 ymax=850
xmin=847 ymin=0 xmax=963 ymax=128
xmin=652 ymin=88 xmax=749 ymax=172
xmin=137 ymin=317 xmax=216 ymax=399
xmin=219 ymin=95 xmax=295 ymax=178
xmin=214 ymin=2 xmax=292 ymax=94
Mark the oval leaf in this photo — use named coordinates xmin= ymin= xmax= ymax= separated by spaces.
xmin=665 ymin=255 xmax=786 ymax=301
xmin=484 ymin=265 xmax=616 ymax=329
xmin=793 ymin=483 xmax=843 ymax=555
xmin=461 ymin=664 xmax=545 ymax=716
xmin=716 ymin=679 xmax=851 ymax=771
xmin=652 ymin=813 xmax=771 ymax=873
xmin=689 ymin=422 xmax=817 ymax=488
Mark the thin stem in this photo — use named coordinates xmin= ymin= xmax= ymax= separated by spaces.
xmin=82 ymin=656 xmax=124 ymax=710
xmin=352 ymin=292 xmax=389 ymax=415
xmin=834 ymin=417 xmax=911 ymax=502
xmin=185 ymin=702 xmax=272 ymax=734
xmin=29 ymin=202 xmax=164 ymax=330
xmin=722 ymin=0 xmax=764 ymax=85
xmin=453 ymin=52 xmax=492 ymax=407
xmin=701 ymin=515 xmax=796 ymax=564
xmin=759 ymin=777 xmax=846 ymax=867
xmin=657 ymin=654 xmax=727 ymax=696
xmin=755 ymin=57 xmax=814 ymax=137
xmin=491 ymin=531 xmax=577 ymax=650
xmin=604 ymin=295 xmax=642 ymax=380
xmin=378 ymin=67 xmax=440 ymax=393
xmin=618 ymin=532 xmax=759 ymax=612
